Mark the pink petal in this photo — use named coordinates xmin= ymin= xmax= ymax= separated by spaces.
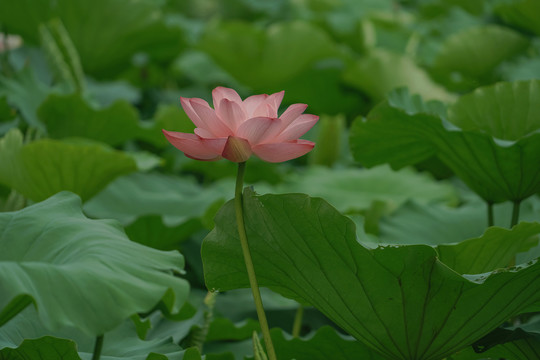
xmin=216 ymin=99 xmax=247 ymax=131
xmin=280 ymin=103 xmax=308 ymax=126
xmin=189 ymin=98 xmax=232 ymax=137
xmin=222 ymin=136 xmax=252 ymax=162
xmin=244 ymin=94 xmax=268 ymax=116
xmin=194 ymin=127 xmax=214 ymax=138
xmin=276 ymin=114 xmax=319 ymax=141
xmin=267 ymin=90 xmax=285 ymax=114
xmin=252 ymin=139 xmax=315 ymax=163
xmin=245 ymin=91 xmax=285 ymax=118
xmin=236 ymin=117 xmax=283 ymax=145
xmin=162 ymin=130 xmax=226 ymax=160
xmin=180 ymin=97 xmax=205 ymax=129
xmin=212 ymin=87 xmax=243 ymax=109
xmin=253 ymin=103 xmax=274 ymax=118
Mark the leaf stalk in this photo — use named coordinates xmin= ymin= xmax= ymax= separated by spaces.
xmin=91 ymin=334 xmax=104 ymax=360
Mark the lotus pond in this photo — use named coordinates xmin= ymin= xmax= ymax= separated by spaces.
xmin=0 ymin=1 xmax=540 ymax=359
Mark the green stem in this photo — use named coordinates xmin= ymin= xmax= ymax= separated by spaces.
xmin=508 ymin=200 xmax=522 ymax=268
xmin=186 ymin=291 xmax=217 ymax=352
xmin=487 ymin=202 xmax=494 ymax=227
xmin=511 ymin=201 xmax=521 ymax=228
xmin=292 ymin=305 xmax=304 ymax=338
xmin=91 ymin=335 xmax=104 ymax=360
xmin=235 ymin=162 xmax=277 ymax=360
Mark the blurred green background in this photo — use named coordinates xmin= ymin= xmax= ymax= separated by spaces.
xmin=1 ymin=1 xmax=540 ymax=358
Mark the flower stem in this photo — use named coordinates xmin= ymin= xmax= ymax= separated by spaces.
xmin=508 ymin=200 xmax=522 ymax=268
xmin=235 ymin=162 xmax=277 ymax=360
xmin=91 ymin=335 xmax=104 ymax=360
xmin=292 ymin=305 xmax=304 ymax=338
xmin=511 ymin=200 xmax=521 ymax=228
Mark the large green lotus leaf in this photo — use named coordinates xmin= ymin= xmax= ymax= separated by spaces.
xmin=495 ymin=0 xmax=540 ymax=36
xmin=0 ymin=192 xmax=189 ymax=336
xmin=448 ymin=80 xmax=540 ymax=141
xmin=437 ymin=222 xmax=540 ymax=275
xmin=349 ymin=88 xmax=446 ymax=170
xmin=38 ymin=93 xmax=140 ymax=146
xmin=0 ymin=336 xmax=81 ymax=360
xmin=0 ymin=0 xmax=185 ymax=78
xmin=84 ymin=172 xmax=233 ymax=226
xmin=431 ymin=25 xmax=529 ymax=90
xmin=202 ymin=190 xmax=540 ymax=360
xmin=276 ymin=165 xmax=458 ymax=213
xmin=350 ymin=105 xmax=440 ymax=170
xmin=199 ymin=21 xmax=339 ymax=89
xmin=0 ymin=129 xmax=137 ymax=202
xmin=0 ymin=307 xmax=184 ymax=360
xmin=342 ymin=49 xmax=456 ymax=102
xmin=350 ymin=82 xmax=540 ymax=203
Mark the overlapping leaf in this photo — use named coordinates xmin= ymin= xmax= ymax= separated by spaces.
xmin=0 ymin=307 xmax=185 ymax=360
xmin=447 ymin=80 xmax=540 ymax=140
xmin=350 ymin=81 xmax=540 ymax=203
xmin=437 ymin=222 xmax=539 ymax=274
xmin=0 ymin=129 xmax=136 ymax=202
xmin=84 ymin=172 xmax=233 ymax=226
xmin=38 ymin=93 xmax=140 ymax=146
xmin=0 ymin=336 xmax=81 ymax=360
xmin=202 ymin=190 xmax=540 ymax=360
xmin=0 ymin=192 xmax=189 ymax=335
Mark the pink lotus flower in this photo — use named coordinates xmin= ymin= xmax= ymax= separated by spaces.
xmin=162 ymin=87 xmax=318 ymax=163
